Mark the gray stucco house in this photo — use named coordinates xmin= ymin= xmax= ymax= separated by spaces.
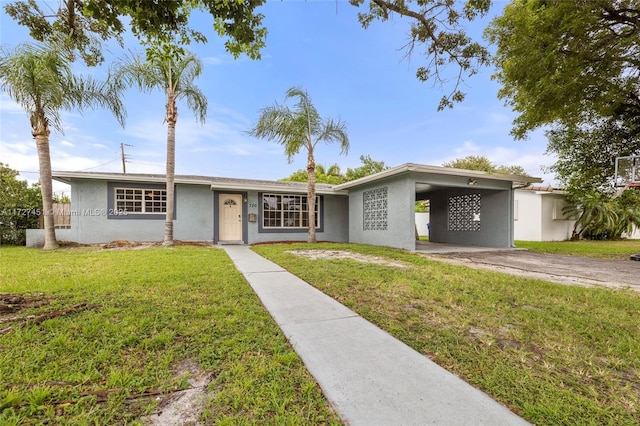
xmin=28 ymin=163 xmax=541 ymax=251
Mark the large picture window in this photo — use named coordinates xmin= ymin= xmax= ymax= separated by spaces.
xmin=262 ymin=193 xmax=320 ymax=229
xmin=115 ymin=188 xmax=167 ymax=214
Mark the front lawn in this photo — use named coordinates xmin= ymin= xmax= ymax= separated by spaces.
xmin=0 ymin=246 xmax=341 ymax=425
xmin=253 ymin=243 xmax=640 ymax=425
xmin=516 ymin=239 xmax=640 ymax=260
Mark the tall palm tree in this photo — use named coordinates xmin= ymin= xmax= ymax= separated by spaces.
xmin=0 ymin=42 xmax=125 ymax=250
xmin=249 ymin=87 xmax=349 ymax=243
xmin=116 ymin=45 xmax=207 ymax=246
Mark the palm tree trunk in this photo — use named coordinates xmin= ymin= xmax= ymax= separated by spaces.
xmin=163 ymin=98 xmax=177 ymax=246
xmin=34 ymin=127 xmax=59 ymax=250
xmin=307 ymin=148 xmax=317 ymax=243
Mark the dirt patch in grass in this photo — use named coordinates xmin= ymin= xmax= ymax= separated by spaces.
xmin=140 ymin=360 xmax=212 ymax=426
xmin=0 ymin=294 xmax=98 ymax=335
xmin=101 ymin=240 xmax=215 ymax=251
xmin=287 ymin=249 xmax=408 ymax=268
xmin=0 ymin=292 xmax=50 ymax=316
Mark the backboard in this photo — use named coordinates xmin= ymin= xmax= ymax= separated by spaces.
xmin=614 ymin=155 xmax=640 ymax=187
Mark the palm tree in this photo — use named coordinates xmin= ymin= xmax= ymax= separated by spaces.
xmin=249 ymin=87 xmax=349 ymax=243
xmin=115 ymin=44 xmax=207 ymax=246
xmin=0 ymin=42 xmax=125 ymax=250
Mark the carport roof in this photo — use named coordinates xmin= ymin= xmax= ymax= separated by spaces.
xmin=333 ymin=163 xmax=542 ymax=190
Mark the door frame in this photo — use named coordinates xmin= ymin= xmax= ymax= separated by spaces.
xmin=213 ymin=191 xmax=247 ymax=244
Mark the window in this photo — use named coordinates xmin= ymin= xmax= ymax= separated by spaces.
xmin=115 ymin=188 xmax=166 ymax=214
xmin=262 ymin=193 xmax=319 ymax=229
xmin=552 ymin=198 xmax=569 ymax=220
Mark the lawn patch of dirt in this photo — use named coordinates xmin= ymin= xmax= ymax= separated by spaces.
xmin=101 ymin=240 xmax=214 ymax=251
xmin=0 ymin=294 xmax=97 ymax=335
xmin=140 ymin=360 xmax=212 ymax=426
xmin=287 ymin=249 xmax=408 ymax=268
xmin=0 ymin=292 xmax=50 ymax=317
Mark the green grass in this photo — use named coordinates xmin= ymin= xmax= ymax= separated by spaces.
xmin=515 ymin=239 xmax=640 ymax=260
xmin=0 ymin=246 xmax=341 ymax=425
xmin=253 ymin=243 xmax=640 ymax=425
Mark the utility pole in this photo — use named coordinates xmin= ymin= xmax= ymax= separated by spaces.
xmin=120 ymin=143 xmax=133 ymax=174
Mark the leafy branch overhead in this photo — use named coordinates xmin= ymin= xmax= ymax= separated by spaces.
xmin=486 ymin=0 xmax=640 ymax=139
xmin=4 ymin=0 xmax=267 ymax=66
xmin=350 ymin=0 xmax=492 ymax=109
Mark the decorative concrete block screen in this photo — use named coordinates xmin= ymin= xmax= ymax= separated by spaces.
xmin=363 ymin=187 xmax=388 ymax=230
xmin=448 ymin=193 xmax=481 ymax=231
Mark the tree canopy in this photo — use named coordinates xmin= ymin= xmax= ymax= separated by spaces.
xmin=344 ymin=155 xmax=388 ymax=181
xmin=487 ymin=0 xmax=640 ymax=195
xmin=4 ymin=0 xmax=267 ymax=65
xmin=486 ymin=0 xmax=640 ymax=139
xmin=281 ymin=164 xmax=345 ymax=185
xmin=280 ymin=155 xmax=388 ymax=184
xmin=442 ymin=155 xmax=527 ymax=176
xmin=0 ymin=163 xmax=42 ymax=245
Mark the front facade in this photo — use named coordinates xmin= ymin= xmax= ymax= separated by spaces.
xmin=27 ymin=163 xmax=542 ymax=250
xmin=27 ymin=172 xmax=349 ymax=247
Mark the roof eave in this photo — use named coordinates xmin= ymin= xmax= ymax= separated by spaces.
xmin=334 ymin=163 xmax=543 ymax=190
xmin=51 ymin=171 xmax=347 ymax=195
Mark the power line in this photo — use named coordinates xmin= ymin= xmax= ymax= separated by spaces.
xmin=77 ymin=158 xmax=120 ymax=171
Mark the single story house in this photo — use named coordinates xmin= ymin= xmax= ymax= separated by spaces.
xmin=27 ymin=163 xmax=542 ymax=251
xmin=513 ymin=186 xmax=574 ymax=241
xmin=513 ymin=186 xmax=640 ymax=241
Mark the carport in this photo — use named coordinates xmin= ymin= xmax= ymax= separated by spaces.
xmin=334 ymin=163 xmax=542 ymax=252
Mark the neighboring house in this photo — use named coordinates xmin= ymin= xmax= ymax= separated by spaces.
xmin=513 ymin=186 xmax=640 ymax=241
xmin=27 ymin=163 xmax=542 ymax=251
xmin=415 ymin=212 xmax=430 ymax=238
xmin=513 ymin=186 xmax=575 ymax=241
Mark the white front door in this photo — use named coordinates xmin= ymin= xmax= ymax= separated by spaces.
xmin=219 ymin=194 xmax=243 ymax=241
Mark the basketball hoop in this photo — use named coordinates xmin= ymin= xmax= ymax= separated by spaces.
xmin=615 ymin=155 xmax=640 ymax=188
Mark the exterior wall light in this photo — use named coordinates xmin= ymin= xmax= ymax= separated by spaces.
xmin=468 ymin=178 xmax=478 ymax=185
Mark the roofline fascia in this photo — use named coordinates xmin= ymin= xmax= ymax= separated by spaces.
xmin=210 ymin=182 xmax=346 ymax=195
xmin=51 ymin=171 xmax=347 ymax=196
xmin=334 ymin=163 xmax=543 ymax=190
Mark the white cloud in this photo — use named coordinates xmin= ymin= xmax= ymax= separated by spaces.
xmin=454 ymin=140 xmax=481 ymax=155
xmin=202 ymin=56 xmax=224 ymax=65
xmin=60 ymin=140 xmax=75 ymax=147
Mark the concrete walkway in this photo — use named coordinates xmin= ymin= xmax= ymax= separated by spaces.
xmin=223 ymin=246 xmax=529 ymax=426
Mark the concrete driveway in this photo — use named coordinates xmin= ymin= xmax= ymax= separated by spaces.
xmin=422 ymin=249 xmax=639 ymax=291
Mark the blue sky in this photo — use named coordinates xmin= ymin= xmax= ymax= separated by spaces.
xmin=0 ymin=1 xmax=554 ymax=195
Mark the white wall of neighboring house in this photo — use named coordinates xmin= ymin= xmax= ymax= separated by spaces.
xmin=514 ymin=187 xmax=575 ymax=241
xmin=623 ymin=225 xmax=640 ymax=239
xmin=415 ymin=212 xmax=430 ymax=237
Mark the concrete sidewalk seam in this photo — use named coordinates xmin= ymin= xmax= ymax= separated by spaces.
xmin=279 ymin=314 xmax=360 ymax=328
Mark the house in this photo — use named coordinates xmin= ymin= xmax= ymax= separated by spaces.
xmin=513 ymin=186 xmax=575 ymax=241
xmin=27 ymin=163 xmax=542 ymax=250
xmin=512 ymin=186 xmax=640 ymax=241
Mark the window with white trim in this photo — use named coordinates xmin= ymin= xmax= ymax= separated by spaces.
xmin=552 ymin=198 xmax=569 ymax=220
xmin=115 ymin=188 xmax=167 ymax=214
xmin=262 ymin=193 xmax=319 ymax=228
